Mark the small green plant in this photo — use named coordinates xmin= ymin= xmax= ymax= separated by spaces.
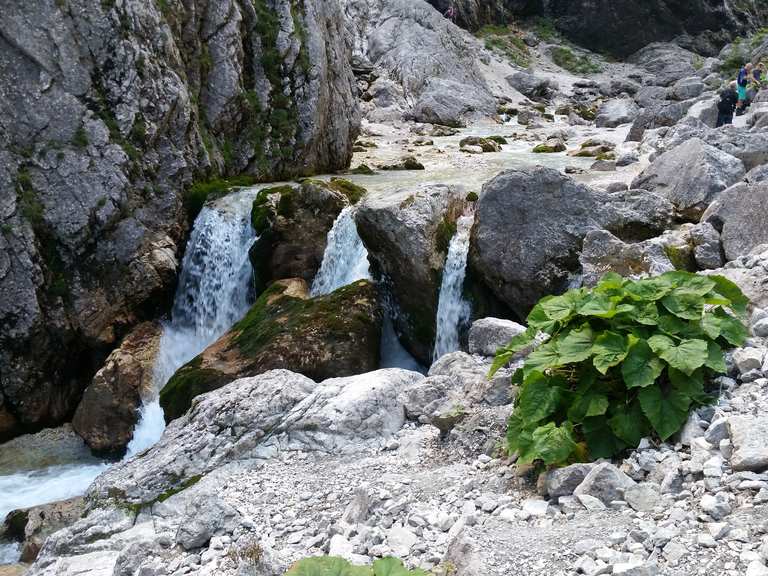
xmin=531 ymin=17 xmax=557 ymax=41
xmin=184 ymin=175 xmax=260 ymax=220
xmin=551 ymin=46 xmax=601 ymax=75
xmin=476 ymin=25 xmax=530 ymax=68
xmin=285 ymin=556 xmax=428 ymax=576
xmin=491 ymin=271 xmax=748 ymax=466
xmin=72 ymin=126 xmax=89 ymax=148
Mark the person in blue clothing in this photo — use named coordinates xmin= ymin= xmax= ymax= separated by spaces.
xmin=736 ymin=63 xmax=753 ymax=115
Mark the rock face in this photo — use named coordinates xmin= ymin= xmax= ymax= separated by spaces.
xmin=160 ymin=279 xmax=382 ymax=421
xmin=728 ymin=416 xmax=768 ymax=472
xmin=631 ymin=138 xmax=745 ymax=221
xmin=469 ymin=167 xmax=674 ymax=318
xmin=0 ymin=0 xmax=360 ymax=440
xmin=467 ymin=318 xmax=526 ymax=357
xmin=355 ymin=184 xmax=467 ymax=364
xmin=248 ymin=180 xmax=353 ymax=289
xmin=342 ymin=0 xmax=495 ymax=126
xmin=71 ymin=322 xmax=162 ymax=454
xmin=95 ymin=368 xmax=424 ymax=505
xmin=702 ymin=182 xmax=768 ymax=262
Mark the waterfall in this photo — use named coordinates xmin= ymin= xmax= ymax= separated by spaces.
xmin=433 ymin=214 xmax=474 ymax=361
xmin=126 ymin=191 xmax=258 ymax=456
xmin=310 ymin=206 xmax=371 ymax=297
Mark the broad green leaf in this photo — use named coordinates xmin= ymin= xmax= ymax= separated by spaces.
xmin=622 ymin=340 xmax=665 ymax=388
xmin=527 ymin=300 xmax=560 ymax=333
xmin=711 ymin=308 xmax=748 ymax=346
xmin=609 ymin=401 xmax=649 ymax=447
xmin=592 ymin=331 xmax=629 ymax=374
xmin=656 ymin=338 xmax=709 ymax=375
xmin=373 ymin=558 xmax=428 ymax=576
xmin=568 ymin=391 xmax=609 ymax=422
xmin=558 ymin=323 xmax=596 ymax=364
xmin=656 ymin=313 xmax=691 ymax=336
xmin=625 ymin=276 xmax=673 ymax=302
xmin=672 ymin=273 xmax=716 ymax=296
xmin=506 ymin=412 xmax=525 ymax=454
xmin=540 ymin=293 xmax=577 ymax=321
xmin=523 ymin=340 xmax=562 ymax=376
xmin=527 ymin=422 xmax=578 ymax=465
xmin=577 ymin=293 xmax=616 ymax=317
xmin=287 ymin=557 xmax=372 ymax=576
xmin=648 ymin=334 xmax=675 ymax=354
xmin=583 ymin=416 xmax=627 ymax=459
xmin=596 ymin=271 xmax=627 ymax=292
xmin=705 ymin=340 xmax=726 ymax=373
xmin=633 ymin=302 xmax=660 ymax=326
xmin=700 ymin=313 xmax=721 ymax=340
xmin=661 ymin=290 xmax=705 ymax=320
xmin=517 ymin=372 xmax=564 ymax=424
xmin=669 ymin=367 xmax=709 ymax=404
xmin=709 ymin=275 xmax=749 ymax=315
xmin=638 ymin=384 xmax=692 ymax=441
xmin=489 ymin=327 xmax=536 ymax=377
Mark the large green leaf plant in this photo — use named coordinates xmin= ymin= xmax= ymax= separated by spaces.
xmin=491 ymin=271 xmax=749 ymax=466
xmin=285 ymin=556 xmax=429 ymax=576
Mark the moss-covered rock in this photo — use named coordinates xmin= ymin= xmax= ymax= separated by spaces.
xmin=160 ymin=279 xmax=382 ymax=422
xmin=459 ymin=136 xmax=501 ymax=153
xmin=248 ymin=180 xmax=352 ymax=290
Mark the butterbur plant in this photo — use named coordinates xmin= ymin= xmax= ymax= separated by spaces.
xmin=490 ymin=271 xmax=749 ymax=466
xmin=285 ymin=556 xmax=429 ymax=576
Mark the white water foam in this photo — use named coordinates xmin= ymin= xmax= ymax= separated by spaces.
xmin=432 ymin=214 xmax=474 ymax=361
xmin=126 ymin=191 xmax=258 ymax=457
xmin=310 ymin=206 xmax=371 ymax=296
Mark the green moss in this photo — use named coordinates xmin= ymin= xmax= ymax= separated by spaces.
xmin=435 ymin=216 xmax=457 ymax=255
xmin=596 ymin=152 xmax=616 ymax=161
xmin=160 ymin=360 xmax=229 ymax=422
xmin=130 ymin=116 xmax=147 ymax=144
xmin=466 ymin=192 xmax=479 ymax=202
xmin=184 ymin=175 xmax=260 ymax=220
xmin=663 ymin=244 xmax=695 ymax=271
xmin=328 ymin=178 xmax=367 ymax=205
xmin=157 ymin=475 xmax=203 ymax=503
xmin=551 ymin=46 xmax=601 ymax=74
xmin=349 ymin=164 xmax=375 ymax=175
xmin=476 ymin=25 xmax=531 ymax=68
xmin=532 ymin=143 xmax=562 ymax=153
xmin=276 ymin=186 xmax=296 ymax=218
xmin=250 ymin=185 xmax=292 ymax=234
xmin=486 ymin=135 xmax=508 ymax=145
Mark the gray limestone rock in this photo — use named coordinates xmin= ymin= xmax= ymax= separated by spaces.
xmin=702 ymin=181 xmax=768 ymax=262
xmin=468 ymin=318 xmax=527 ymax=357
xmin=728 ymin=416 xmax=768 ymax=472
xmin=573 ymin=463 xmax=636 ymax=505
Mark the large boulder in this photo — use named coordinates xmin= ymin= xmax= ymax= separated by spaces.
xmin=627 ymin=43 xmax=700 ymax=86
xmin=92 ymin=368 xmax=424 ymax=505
xmin=702 ymin=181 xmax=768 ymax=261
xmin=71 ymin=322 xmax=162 ymax=455
xmin=595 ymin=98 xmax=640 ymax=128
xmin=3 ymin=497 xmax=86 ymax=563
xmin=507 ymin=72 xmax=556 ymax=101
xmin=631 ymin=138 xmax=745 ymax=220
xmin=355 ymin=184 xmax=467 ymax=364
xmin=469 ymin=168 xmax=674 ymax=317
xmin=342 ymin=0 xmax=495 ymax=126
xmin=159 ymin=279 xmax=382 ymax=421
xmin=248 ymin=180 xmax=355 ymax=289
xmin=0 ymin=0 xmax=360 ymax=440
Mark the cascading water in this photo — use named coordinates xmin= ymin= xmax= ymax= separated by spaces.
xmin=432 ymin=214 xmax=474 ymax=361
xmin=0 ymin=191 xmax=259 ymax=564
xmin=126 ymin=191 xmax=258 ymax=456
xmin=310 ymin=206 xmax=371 ymax=296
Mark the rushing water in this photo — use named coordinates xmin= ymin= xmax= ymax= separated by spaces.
xmin=432 ymin=214 xmax=474 ymax=361
xmin=0 ymin=191 xmax=259 ymax=564
xmin=127 ymin=191 xmax=258 ymax=456
xmin=310 ymin=206 xmax=371 ymax=296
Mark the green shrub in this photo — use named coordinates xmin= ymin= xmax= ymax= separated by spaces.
xmin=285 ymin=556 xmax=428 ymax=576
xmin=72 ymin=126 xmax=89 ymax=148
xmin=551 ymin=46 xmax=601 ymax=75
xmin=491 ymin=271 xmax=748 ymax=466
xmin=476 ymin=25 xmax=530 ymax=68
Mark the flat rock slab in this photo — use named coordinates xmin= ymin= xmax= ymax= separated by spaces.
xmin=728 ymin=416 xmax=768 ymax=472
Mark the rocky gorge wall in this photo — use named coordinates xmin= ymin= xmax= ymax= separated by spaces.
xmin=427 ymin=0 xmax=768 ymax=57
xmin=0 ymin=0 xmax=360 ymax=441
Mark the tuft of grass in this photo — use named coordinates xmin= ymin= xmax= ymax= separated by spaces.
xmin=551 ymin=46 xmax=602 ymax=75
xmin=476 ymin=25 xmax=531 ymax=68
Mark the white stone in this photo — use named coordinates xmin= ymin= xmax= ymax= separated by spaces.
xmin=728 ymin=416 xmax=768 ymax=472
xmin=386 ymin=525 xmax=417 ymax=557
xmin=577 ymin=494 xmax=607 ymax=512
xmin=329 ymin=535 xmax=355 ymax=559
xmin=522 ymin=499 xmax=549 ymax=517
xmin=733 ymin=348 xmax=765 ymax=374
xmin=746 ymin=561 xmax=768 ymax=576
